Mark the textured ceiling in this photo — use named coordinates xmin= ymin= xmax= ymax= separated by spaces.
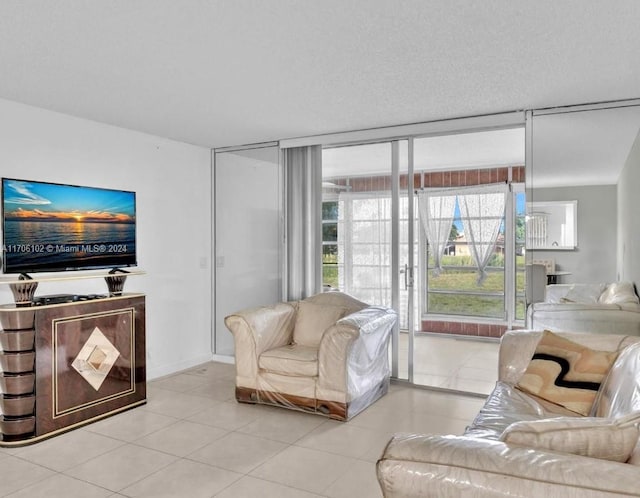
xmin=0 ymin=1 xmax=639 ymax=149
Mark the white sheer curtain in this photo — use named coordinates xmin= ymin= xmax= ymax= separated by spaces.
xmin=284 ymin=145 xmax=322 ymax=300
xmin=338 ymin=192 xmax=418 ymax=330
xmin=417 ymin=190 xmax=456 ymax=277
xmin=338 ymin=191 xmax=392 ymax=309
xmin=457 ymin=183 xmax=508 ymax=284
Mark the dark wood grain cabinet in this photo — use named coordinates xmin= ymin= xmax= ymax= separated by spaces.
xmin=0 ymin=294 xmax=145 ymax=445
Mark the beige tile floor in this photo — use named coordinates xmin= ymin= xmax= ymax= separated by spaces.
xmin=0 ymin=351 xmax=489 ymax=498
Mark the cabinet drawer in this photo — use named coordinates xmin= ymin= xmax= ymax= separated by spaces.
xmin=0 ymin=373 xmax=35 ymax=395
xmin=0 ymin=330 xmax=35 ymax=352
xmin=0 ymin=352 xmax=35 ymax=374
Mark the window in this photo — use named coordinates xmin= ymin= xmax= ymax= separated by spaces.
xmin=515 ymin=188 xmax=526 ymax=320
xmin=337 ymin=192 xmax=393 ymax=307
xmin=426 ymin=194 xmax=506 ymax=319
xmin=324 ymin=178 xmax=525 ymax=325
xmin=322 ymin=200 xmax=339 ymax=289
xmin=423 ymin=182 xmax=525 ymax=323
xmin=321 ymin=135 xmax=525 ymax=332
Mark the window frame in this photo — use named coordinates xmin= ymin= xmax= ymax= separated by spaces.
xmin=321 ymin=195 xmax=340 ymax=289
xmin=420 ymin=181 xmax=526 ymax=327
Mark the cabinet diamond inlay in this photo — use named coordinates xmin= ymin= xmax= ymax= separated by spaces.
xmin=71 ymin=327 xmax=120 ymax=391
xmin=87 ymin=345 xmax=108 ymax=370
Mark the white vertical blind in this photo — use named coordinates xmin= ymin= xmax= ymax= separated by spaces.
xmin=285 ymin=146 xmax=323 ymax=300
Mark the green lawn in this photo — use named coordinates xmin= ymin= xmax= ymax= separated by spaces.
xmin=322 ymin=254 xmax=526 ymax=319
xmin=323 ymin=265 xmax=339 ymax=288
xmin=428 ymin=293 xmax=526 ymax=319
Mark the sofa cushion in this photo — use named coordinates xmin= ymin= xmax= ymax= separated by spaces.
xmin=560 ymin=283 xmax=606 ymax=304
xmin=293 ymin=301 xmax=348 ymax=347
xmin=464 ymin=382 xmax=579 ymax=440
xmin=516 ymin=330 xmax=618 ymax=416
xmin=545 ymin=285 xmax=571 ymax=304
xmin=629 ymin=438 xmax=640 ymax=465
xmin=599 ymin=282 xmax=640 ymax=305
xmin=591 ymin=342 xmax=640 ymax=418
xmin=259 ymin=344 xmax=319 ymax=377
xmin=500 ymin=414 xmax=640 ymax=462
xmin=530 ymin=302 xmax=622 ymax=312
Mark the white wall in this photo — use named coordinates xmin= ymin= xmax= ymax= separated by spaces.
xmin=0 ymin=99 xmax=212 ymax=379
xmin=530 ymin=184 xmax=617 ymax=284
xmin=214 ymin=146 xmax=282 ymax=356
xmin=618 ymin=129 xmax=640 ymax=285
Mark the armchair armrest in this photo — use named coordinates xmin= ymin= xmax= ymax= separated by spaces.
xmin=377 ymin=434 xmax=640 ymax=497
xmin=318 ymin=306 xmax=396 ymax=401
xmin=224 ymin=302 xmax=296 ymax=386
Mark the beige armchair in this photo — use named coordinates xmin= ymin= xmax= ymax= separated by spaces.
xmin=225 ymin=291 xmax=397 ymax=420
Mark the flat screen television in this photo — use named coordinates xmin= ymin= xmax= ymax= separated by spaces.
xmin=2 ymin=178 xmax=137 ymax=274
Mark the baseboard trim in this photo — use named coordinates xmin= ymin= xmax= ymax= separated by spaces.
xmin=212 ymin=354 xmax=234 ymax=364
xmin=147 ymin=354 xmax=213 ymax=380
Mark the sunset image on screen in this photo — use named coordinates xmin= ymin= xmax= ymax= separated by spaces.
xmin=3 ymin=179 xmax=135 ymax=224
xmin=2 ymin=178 xmax=136 ymax=272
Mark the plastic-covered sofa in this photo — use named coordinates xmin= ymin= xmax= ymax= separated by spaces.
xmin=225 ymin=291 xmax=397 ymax=420
xmin=527 ymin=282 xmax=640 ymax=334
xmin=377 ymin=330 xmax=640 ymax=497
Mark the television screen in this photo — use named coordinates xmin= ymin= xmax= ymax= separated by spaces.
xmin=2 ymin=178 xmax=136 ymax=274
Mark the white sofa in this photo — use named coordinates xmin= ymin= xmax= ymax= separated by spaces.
xmin=377 ymin=330 xmax=640 ymax=497
xmin=527 ymin=282 xmax=640 ymax=334
xmin=225 ymin=291 xmax=396 ymax=420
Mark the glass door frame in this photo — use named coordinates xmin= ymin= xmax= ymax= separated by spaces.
xmin=390 ymin=139 xmax=416 ymax=380
xmin=315 ymin=112 xmax=526 ymax=385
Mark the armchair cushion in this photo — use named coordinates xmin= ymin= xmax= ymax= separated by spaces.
xmin=292 ymin=301 xmax=348 ymax=347
xmin=259 ymin=344 xmax=318 ymax=377
xmin=500 ymin=414 xmax=640 ymax=462
xmin=516 ymin=330 xmax=618 ymax=415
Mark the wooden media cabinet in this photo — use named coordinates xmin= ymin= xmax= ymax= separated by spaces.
xmin=0 ymin=292 xmax=146 ymax=446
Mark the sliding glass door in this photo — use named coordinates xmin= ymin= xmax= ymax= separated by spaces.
xmin=319 ymin=123 xmax=525 ymax=394
xmin=411 ymin=128 xmax=525 ymax=393
xmin=321 ymin=140 xmax=414 ymax=381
